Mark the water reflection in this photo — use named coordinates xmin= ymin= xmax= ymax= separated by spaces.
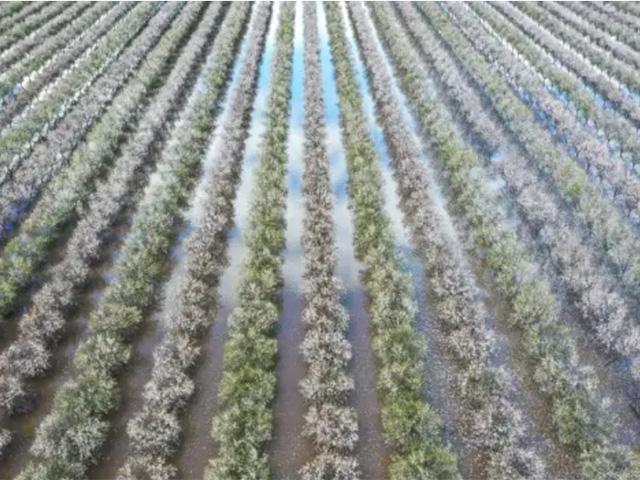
xmin=175 ymin=4 xmax=282 ymax=478
xmin=85 ymin=10 xmax=262 ymax=478
xmin=270 ymin=2 xmax=309 ymax=478
xmin=318 ymin=4 xmax=387 ymax=478
xmin=0 ymin=215 xmax=127 ymax=478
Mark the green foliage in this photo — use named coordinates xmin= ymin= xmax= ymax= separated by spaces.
xmin=372 ymin=2 xmax=633 ymax=476
xmin=324 ymin=3 xmax=459 ymax=478
xmin=20 ymin=3 xmax=249 ymax=476
xmin=0 ymin=2 xmax=200 ymax=321
xmin=205 ymin=5 xmax=294 ymax=478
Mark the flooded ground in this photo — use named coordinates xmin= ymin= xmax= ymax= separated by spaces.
xmin=270 ymin=2 xmax=310 ymax=478
xmin=3 ymin=4 xmax=640 ymax=479
xmin=381 ymin=4 xmax=640 ymax=475
xmin=342 ymin=4 xmax=481 ymax=474
xmin=88 ymin=221 xmax=189 ymax=479
xmin=318 ymin=5 xmax=388 ymax=478
xmin=85 ymin=11 xmax=263 ymax=475
xmin=1 ymin=215 xmax=129 ymax=478
xmin=175 ymin=5 xmax=281 ymax=477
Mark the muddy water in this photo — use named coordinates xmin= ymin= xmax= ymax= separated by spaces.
xmin=425 ymin=4 xmax=640 ymax=445
xmin=317 ymin=5 xmax=388 ymax=479
xmin=351 ymin=13 xmax=489 ymax=452
xmin=380 ymin=7 xmax=576 ymax=473
xmin=83 ymin=10 xmax=262 ymax=476
xmin=174 ymin=5 xmax=282 ymax=478
xmin=388 ymin=4 xmax=640 ymax=472
xmin=0 ymin=214 xmax=129 ymax=478
xmin=89 ymin=227 xmax=191 ymax=478
xmin=269 ymin=2 xmax=309 ymax=478
xmin=340 ymin=5 xmax=481 ymax=474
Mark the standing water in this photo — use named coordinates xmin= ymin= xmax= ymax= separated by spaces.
xmin=174 ymin=4 xmax=282 ymax=477
xmin=83 ymin=5 xmax=262 ymax=475
xmin=270 ymin=1 xmax=310 ymax=478
xmin=1 ymin=217 xmax=128 ymax=478
xmin=318 ymin=4 xmax=387 ymax=478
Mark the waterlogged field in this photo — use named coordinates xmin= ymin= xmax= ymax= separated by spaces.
xmin=1 ymin=2 xmax=640 ymax=479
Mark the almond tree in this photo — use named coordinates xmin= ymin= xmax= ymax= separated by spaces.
xmin=325 ymin=3 xmax=459 ymax=478
xmin=413 ymin=2 xmax=640 ymax=312
xmin=370 ymin=3 xmax=640 ymax=477
xmin=0 ymin=3 xmax=192 ymax=321
xmin=205 ymin=4 xmax=295 ymax=478
xmin=347 ymin=3 xmax=543 ymax=477
xmin=542 ymin=2 xmax=640 ymax=72
xmin=492 ymin=2 xmax=640 ymax=126
xmin=0 ymin=2 xmax=115 ymax=99
xmin=298 ymin=3 xmax=359 ymax=478
xmin=0 ymin=2 xmax=91 ymax=72
xmin=15 ymin=3 xmax=261 ymax=477
xmin=116 ymin=4 xmax=276 ymax=479
xmin=0 ymin=3 xmax=133 ymax=120
xmin=0 ymin=0 xmax=234 ymax=458
xmin=470 ymin=3 xmax=640 ymax=172
xmin=0 ymin=2 xmax=163 ymax=174
xmin=0 ymin=3 xmax=71 ymax=55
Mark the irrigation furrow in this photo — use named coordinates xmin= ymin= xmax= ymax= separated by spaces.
xmin=0 ymin=1 xmax=182 ymax=195
xmin=470 ymin=4 xmax=640 ymax=176
xmin=0 ymin=2 xmax=71 ymax=56
xmin=0 ymin=0 xmax=225 ymax=458
xmin=88 ymin=11 xmax=250 ymax=480
xmin=347 ymin=4 xmax=458 ymax=475
xmin=491 ymin=2 xmax=640 ymax=128
xmin=0 ymin=2 xmax=92 ymax=74
xmin=0 ymin=215 xmax=127 ymax=474
xmin=325 ymin=3 xmax=462 ymax=478
xmin=407 ymin=6 xmax=507 ymax=155
xmin=397 ymin=0 xmax=640 ymax=366
xmin=0 ymin=2 xmax=162 ymax=179
xmin=96 ymin=3 xmax=266 ymax=478
xmin=203 ymin=4 xmax=293 ymax=478
xmin=540 ymin=2 xmax=640 ymax=73
xmin=270 ymin=3 xmax=309 ymax=477
xmin=0 ymin=2 xmax=195 ymax=321
xmin=172 ymin=4 xmax=281 ymax=477
xmin=567 ymin=2 xmax=640 ymax=55
xmin=370 ymin=3 xmax=639 ymax=477
xmin=317 ymin=7 xmax=388 ymax=477
xmin=514 ymin=3 xmax=640 ymax=97
xmin=0 ymin=2 xmax=133 ymax=123
xmin=348 ymin=3 xmax=545 ymax=478
xmin=0 ymin=0 xmax=228 ymax=459
xmin=413 ymin=4 xmax=640 ymax=324
xmin=400 ymin=2 xmax=640 ymax=404
xmin=279 ymin=3 xmax=361 ymax=478
xmin=444 ymin=6 xmax=640 ymax=237
xmin=12 ymin=3 xmax=261 ymax=478
xmin=0 ymin=2 xmax=116 ymax=101
xmin=387 ymin=3 xmax=505 ymax=159
xmin=396 ymin=0 xmax=640 ymax=434
xmin=26 ymin=2 xmax=249 ymax=472
xmin=0 ymin=2 xmax=189 ymax=233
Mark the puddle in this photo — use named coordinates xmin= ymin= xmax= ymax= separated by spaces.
xmin=0 ymin=216 xmax=128 ymax=478
xmin=174 ymin=5 xmax=281 ymax=477
xmin=269 ymin=2 xmax=310 ymax=478
xmin=318 ymin=6 xmax=388 ymax=478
